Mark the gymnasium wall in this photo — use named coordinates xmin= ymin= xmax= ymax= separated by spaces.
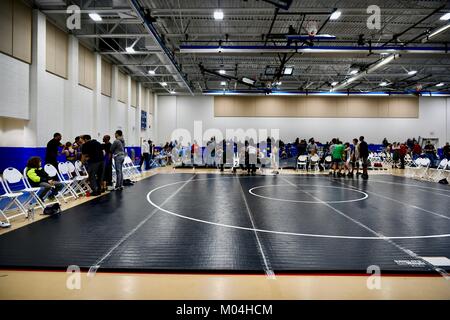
xmin=155 ymin=95 xmax=450 ymax=147
xmin=0 ymin=10 xmax=154 ymax=171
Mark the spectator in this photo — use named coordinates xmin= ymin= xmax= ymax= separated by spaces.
xmin=81 ymin=135 xmax=104 ymax=196
xmin=399 ymin=142 xmax=408 ymax=169
xmin=359 ymin=136 xmax=369 ymax=180
xmin=423 ymin=140 xmax=437 ymax=166
xmin=62 ymin=142 xmax=76 ymax=163
xmin=25 ymin=156 xmax=63 ymax=201
xmin=443 ymin=142 xmax=450 ymax=160
xmin=45 ymin=133 xmax=62 ymax=169
xmin=412 ymin=141 xmax=422 ymax=160
xmin=102 ymin=135 xmax=113 ymax=191
xmin=111 ymin=130 xmax=126 ymax=191
xmin=139 ymin=139 xmax=150 ymax=171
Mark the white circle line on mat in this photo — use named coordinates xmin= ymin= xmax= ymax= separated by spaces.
xmin=248 ymin=184 xmax=369 ymax=204
xmin=146 ymin=177 xmax=450 ymax=240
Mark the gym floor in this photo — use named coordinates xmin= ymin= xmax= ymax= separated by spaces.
xmin=1 ymin=169 xmax=450 ymax=299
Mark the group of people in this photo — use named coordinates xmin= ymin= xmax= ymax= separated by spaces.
xmin=27 ymin=130 xmax=129 ymax=201
xmin=382 ymin=138 xmax=450 ymax=169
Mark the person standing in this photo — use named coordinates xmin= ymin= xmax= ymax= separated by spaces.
xmin=443 ymin=142 xmax=450 ymax=160
xmin=359 ymin=136 xmax=369 ymax=180
xmin=139 ymin=139 xmax=150 ymax=171
xmin=45 ymin=133 xmax=63 ymax=168
xmin=111 ymin=130 xmax=126 ymax=191
xmin=81 ymin=135 xmax=105 ymax=196
xmin=399 ymin=142 xmax=408 ymax=169
xmin=102 ymin=135 xmax=113 ymax=191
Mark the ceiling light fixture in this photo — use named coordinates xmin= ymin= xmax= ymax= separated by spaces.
xmin=220 ymin=81 xmax=227 ymax=86
xmin=422 ymin=23 xmax=450 ymax=42
xmin=330 ymin=10 xmax=342 ymax=20
xmin=88 ymin=13 xmax=102 ymax=22
xmin=219 ymin=69 xmax=226 ymax=75
xmin=242 ymin=77 xmax=256 ymax=85
xmin=214 ymin=10 xmax=224 ymax=20
xmin=436 ymin=82 xmax=445 ymax=87
xmin=125 ymin=38 xmax=139 ymax=54
xmin=160 ymin=82 xmax=168 ymax=87
xmin=379 ymin=81 xmax=389 ymax=87
xmin=407 ymin=70 xmax=417 ymax=75
xmin=440 ymin=13 xmax=450 ymax=20
xmin=148 ymin=69 xmax=156 ymax=75
xmin=349 ymin=69 xmax=358 ymax=75
xmin=283 ymin=67 xmax=294 ymax=75
xmin=331 ymin=81 xmax=338 ymax=86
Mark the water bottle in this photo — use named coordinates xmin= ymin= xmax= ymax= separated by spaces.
xmin=27 ymin=207 xmax=35 ymax=221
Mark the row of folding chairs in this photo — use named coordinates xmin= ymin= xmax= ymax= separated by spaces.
xmin=111 ymin=156 xmax=141 ymax=184
xmin=407 ymin=158 xmax=450 ymax=182
xmin=0 ymin=161 xmax=91 ymax=226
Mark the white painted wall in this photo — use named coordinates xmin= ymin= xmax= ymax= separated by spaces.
xmin=155 ymin=96 xmax=450 ymax=147
xmin=0 ymin=10 xmax=151 ymax=148
xmin=0 ymin=54 xmax=30 ymax=120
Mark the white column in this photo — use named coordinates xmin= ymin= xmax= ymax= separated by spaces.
xmin=26 ymin=10 xmax=46 ymax=147
xmin=136 ymin=83 xmax=143 ymax=145
xmin=93 ymin=54 xmax=102 ymax=140
xmin=64 ymin=35 xmax=79 ymax=141
xmin=126 ymin=75 xmax=131 ymax=145
xmin=110 ymin=65 xmax=119 ymax=134
xmin=153 ymin=94 xmax=158 ymax=144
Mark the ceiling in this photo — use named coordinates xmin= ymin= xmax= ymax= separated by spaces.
xmin=34 ymin=0 xmax=450 ymax=95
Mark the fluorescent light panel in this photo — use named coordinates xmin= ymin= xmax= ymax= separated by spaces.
xmin=283 ymin=67 xmax=294 ymax=75
xmin=160 ymin=82 xmax=167 ymax=86
xmin=330 ymin=10 xmax=341 ymax=20
xmin=89 ymin=13 xmax=102 ymax=22
xmin=436 ymin=82 xmax=445 ymax=87
xmin=219 ymin=69 xmax=226 ymax=74
xmin=408 ymin=70 xmax=417 ymax=75
xmin=440 ymin=13 xmax=450 ymax=20
xmin=214 ymin=10 xmax=224 ymax=20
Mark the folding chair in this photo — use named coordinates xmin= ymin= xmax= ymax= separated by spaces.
xmin=324 ymin=156 xmax=333 ymax=170
xmin=124 ymin=156 xmax=141 ymax=180
xmin=3 ymin=167 xmax=46 ymax=210
xmin=429 ymin=159 xmax=448 ymax=182
xmin=73 ymin=161 xmax=92 ymax=194
xmin=296 ymin=155 xmax=308 ymax=171
xmin=0 ymin=177 xmax=28 ymax=225
xmin=310 ymin=155 xmax=320 ymax=172
xmin=44 ymin=164 xmax=77 ymax=201
xmin=64 ymin=162 xmax=88 ymax=196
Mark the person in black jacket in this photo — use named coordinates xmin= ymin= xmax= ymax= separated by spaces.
xmin=81 ymin=135 xmax=105 ymax=196
xmin=45 ymin=133 xmax=63 ymax=168
xmin=359 ymin=136 xmax=369 ymax=180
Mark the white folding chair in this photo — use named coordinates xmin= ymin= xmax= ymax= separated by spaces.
xmin=64 ymin=162 xmax=88 ymax=196
xmin=44 ymin=164 xmax=77 ymax=201
xmin=73 ymin=161 xmax=92 ymax=194
xmin=429 ymin=159 xmax=448 ymax=182
xmin=296 ymin=155 xmax=308 ymax=171
xmin=310 ymin=155 xmax=320 ymax=172
xmin=3 ymin=167 xmax=46 ymax=210
xmin=123 ymin=156 xmax=141 ymax=180
xmin=0 ymin=177 xmax=28 ymax=224
xmin=324 ymin=155 xmax=333 ymax=170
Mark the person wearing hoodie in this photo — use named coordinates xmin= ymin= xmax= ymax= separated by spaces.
xmin=111 ymin=130 xmax=126 ymax=190
xmin=25 ymin=156 xmax=63 ymax=200
xmin=81 ymin=135 xmax=104 ymax=196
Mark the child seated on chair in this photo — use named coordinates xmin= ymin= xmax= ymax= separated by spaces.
xmin=25 ymin=156 xmax=63 ymax=201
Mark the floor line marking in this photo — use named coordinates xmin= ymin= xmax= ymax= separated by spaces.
xmin=89 ymin=174 xmax=197 ymax=273
xmin=146 ymin=177 xmax=450 ymax=240
xmin=281 ymin=176 xmax=449 ymax=280
xmin=236 ymin=176 xmax=275 ymax=280
xmin=369 ymin=178 xmax=450 ymax=197
xmin=328 ymin=178 xmax=450 ymax=221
